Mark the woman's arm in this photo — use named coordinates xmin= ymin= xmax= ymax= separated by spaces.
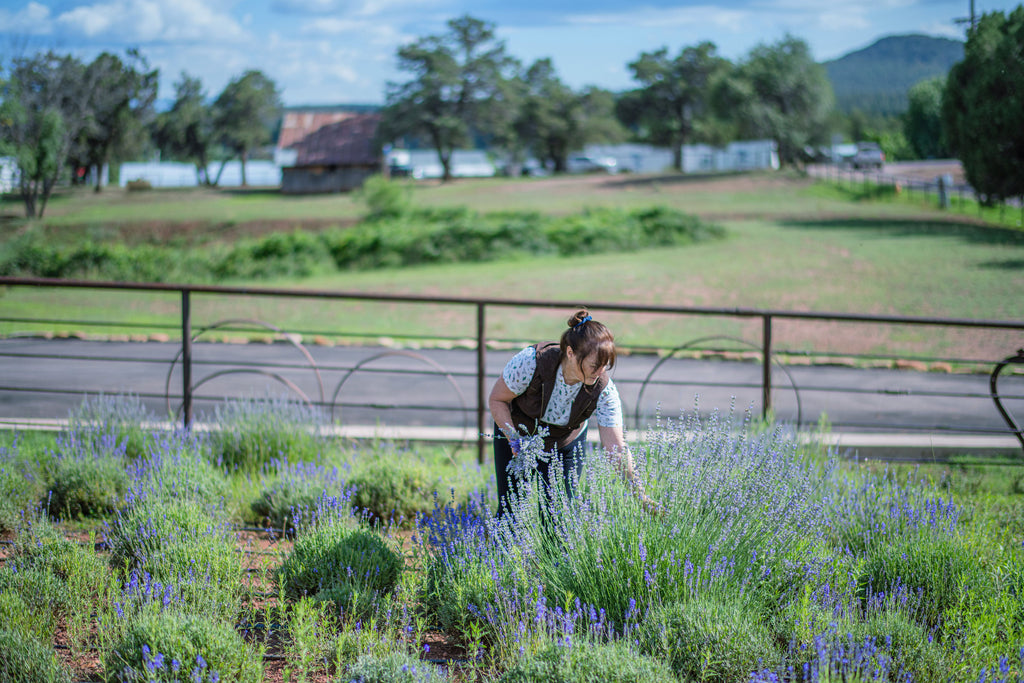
xmin=598 ymin=424 xmax=638 ymax=481
xmin=599 ymin=424 xmax=658 ymax=512
xmin=489 ymin=377 xmax=521 ymax=442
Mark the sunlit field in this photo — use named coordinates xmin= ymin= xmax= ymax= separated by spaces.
xmin=1 ymin=394 xmax=1022 ymax=682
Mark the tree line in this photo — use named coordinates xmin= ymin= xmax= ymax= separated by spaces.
xmin=2 ymin=8 xmax=1021 ymax=216
xmin=378 ymin=16 xmax=835 ymax=181
xmin=0 ymin=52 xmax=281 ymax=218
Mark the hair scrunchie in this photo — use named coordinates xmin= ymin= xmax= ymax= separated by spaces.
xmin=573 ymin=315 xmax=592 ymax=331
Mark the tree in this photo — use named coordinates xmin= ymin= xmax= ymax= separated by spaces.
xmin=78 ymin=50 xmax=159 ymax=192
xmin=618 ymin=43 xmax=730 ymax=171
xmin=154 ymin=72 xmax=218 ymax=185
xmin=380 ymin=15 xmax=515 ymax=182
xmin=213 ymin=70 xmax=281 ymax=187
xmin=903 ymin=76 xmax=948 ymax=159
xmin=942 ymin=7 xmax=1024 ymax=206
xmin=0 ymin=51 xmax=90 ymax=217
xmin=732 ymin=35 xmax=834 ymax=165
xmin=513 ymin=58 xmax=583 ymax=172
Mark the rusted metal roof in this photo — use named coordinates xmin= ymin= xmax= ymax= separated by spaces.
xmin=284 ymin=112 xmax=381 ymax=167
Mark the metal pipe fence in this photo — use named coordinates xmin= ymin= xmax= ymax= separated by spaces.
xmin=1 ymin=276 xmax=1023 ymax=461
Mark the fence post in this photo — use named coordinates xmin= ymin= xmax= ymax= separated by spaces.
xmin=181 ymin=288 xmax=193 ymax=430
xmin=762 ymin=314 xmax=772 ymax=421
xmin=476 ymin=303 xmax=487 ymax=465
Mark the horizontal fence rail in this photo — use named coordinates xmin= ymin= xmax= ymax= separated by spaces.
xmin=1 ymin=276 xmax=1023 ymax=462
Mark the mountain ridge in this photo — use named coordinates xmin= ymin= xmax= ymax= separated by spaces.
xmin=824 ymin=33 xmax=964 ymax=115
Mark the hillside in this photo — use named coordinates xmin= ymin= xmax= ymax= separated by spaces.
xmin=824 ymin=34 xmax=964 ymax=115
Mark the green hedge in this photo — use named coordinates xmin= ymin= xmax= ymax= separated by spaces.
xmin=0 ymin=206 xmax=725 ymax=282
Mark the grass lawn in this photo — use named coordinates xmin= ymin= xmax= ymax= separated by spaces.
xmin=1 ymin=171 xmax=1022 ymax=360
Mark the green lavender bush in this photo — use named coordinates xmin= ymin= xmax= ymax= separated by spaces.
xmin=104 ymin=612 xmax=263 ymax=683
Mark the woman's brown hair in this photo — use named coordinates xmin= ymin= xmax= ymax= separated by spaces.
xmin=560 ymin=309 xmax=616 ymax=371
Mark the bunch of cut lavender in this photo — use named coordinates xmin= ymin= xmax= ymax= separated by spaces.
xmin=505 ymin=427 xmax=550 ymax=480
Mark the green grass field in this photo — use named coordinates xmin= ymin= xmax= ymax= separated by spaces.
xmin=1 ymin=170 xmax=1022 ymax=361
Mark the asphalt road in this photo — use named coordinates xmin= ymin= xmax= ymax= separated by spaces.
xmin=1 ymin=338 xmax=1021 ymax=443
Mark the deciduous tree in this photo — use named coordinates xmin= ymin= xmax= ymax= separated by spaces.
xmin=1 ymin=51 xmax=90 ymax=217
xmin=904 ymin=76 xmax=948 ymax=160
xmin=732 ymin=35 xmax=834 ymax=166
xmin=380 ymin=15 xmax=515 ymax=181
xmin=942 ymin=7 xmax=1024 ymax=206
xmin=618 ymin=43 xmax=730 ymax=171
xmin=213 ymin=69 xmax=281 ymax=187
xmin=153 ymin=72 xmax=218 ymax=185
xmin=78 ymin=50 xmax=159 ymax=192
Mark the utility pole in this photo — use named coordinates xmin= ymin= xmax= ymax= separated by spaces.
xmin=955 ymin=0 xmax=977 ymax=30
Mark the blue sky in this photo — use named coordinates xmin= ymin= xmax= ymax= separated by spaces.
xmin=0 ymin=0 xmax=1016 ymax=106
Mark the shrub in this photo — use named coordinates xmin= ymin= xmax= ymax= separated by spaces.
xmin=68 ymin=393 xmax=157 ymax=459
xmin=205 ymin=395 xmax=327 ymax=469
xmin=249 ymin=460 xmax=349 ymax=532
xmin=854 ymin=609 xmax=947 ymax=682
xmin=637 ymin=598 xmax=780 ymax=682
xmin=0 ymin=436 xmax=47 ymax=532
xmin=105 ymin=499 xmax=242 ymax=620
xmin=361 ymin=175 xmax=411 ymax=221
xmin=345 ymin=651 xmax=447 ymax=683
xmin=104 ymin=612 xmax=263 ymax=683
xmin=498 ymin=639 xmax=676 ymax=683
xmin=46 ymin=450 xmax=130 ymax=519
xmin=0 ymin=627 xmax=71 ymax=683
xmin=0 ymin=568 xmax=67 ymax=642
xmin=126 ymin=432 xmax=228 ymax=506
xmin=348 ymin=457 xmax=439 ymax=524
xmin=859 ymin=532 xmax=986 ymax=627
xmin=277 ymin=524 xmax=403 ymax=616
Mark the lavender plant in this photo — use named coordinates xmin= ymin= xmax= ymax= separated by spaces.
xmin=0 ymin=627 xmax=71 ymax=683
xmin=276 ymin=504 xmax=404 ymax=620
xmin=498 ymin=637 xmax=676 ymax=683
xmin=0 ymin=434 xmax=45 ymax=532
xmin=205 ymin=394 xmax=328 ymax=469
xmin=249 ymin=458 xmax=351 ymax=533
xmin=103 ymin=611 xmax=263 ymax=683
xmin=45 ymin=431 xmax=130 ymax=519
xmin=344 ymin=651 xmax=448 ymax=683
xmin=125 ymin=430 xmax=229 ymax=507
xmin=104 ymin=499 xmax=244 ymax=621
xmin=68 ymin=393 xmax=157 ymax=459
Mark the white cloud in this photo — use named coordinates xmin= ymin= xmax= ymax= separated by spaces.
xmin=567 ymin=5 xmax=749 ymax=31
xmin=0 ymin=2 xmax=55 ymax=35
xmin=53 ymin=0 xmax=248 ymax=44
xmin=918 ymin=20 xmax=963 ymax=39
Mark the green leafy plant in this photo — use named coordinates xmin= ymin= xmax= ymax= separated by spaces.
xmin=637 ymin=598 xmax=780 ymax=682
xmin=277 ymin=523 xmax=403 ymax=619
xmin=0 ymin=627 xmax=71 ymax=683
xmin=206 ymin=395 xmax=327 ymax=469
xmin=499 ymin=638 xmax=676 ymax=683
xmin=344 ymin=651 xmax=447 ymax=683
xmin=46 ymin=451 xmax=129 ymax=519
xmin=104 ymin=611 xmax=263 ymax=683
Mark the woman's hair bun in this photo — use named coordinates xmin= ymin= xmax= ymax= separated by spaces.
xmin=567 ymin=309 xmax=590 ymax=328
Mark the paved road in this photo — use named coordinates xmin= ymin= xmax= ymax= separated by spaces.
xmin=1 ymin=339 xmax=1021 ymax=446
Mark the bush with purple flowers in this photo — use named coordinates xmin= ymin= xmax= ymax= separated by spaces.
xmin=498 ymin=637 xmax=676 ymax=683
xmin=205 ymin=395 xmax=328 ymax=469
xmin=344 ymin=650 xmax=447 ymax=683
xmin=45 ymin=431 xmax=130 ymax=519
xmin=104 ymin=611 xmax=262 ymax=683
xmin=276 ymin=515 xmax=403 ymax=620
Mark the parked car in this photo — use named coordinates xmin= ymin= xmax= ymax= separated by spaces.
xmin=850 ymin=142 xmax=885 ymax=171
xmin=565 ymin=154 xmax=618 ymax=174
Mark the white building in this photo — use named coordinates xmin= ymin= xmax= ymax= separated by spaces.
xmin=117 ymin=160 xmax=282 ymax=188
xmin=386 ymin=149 xmax=495 ymax=179
xmin=0 ymin=157 xmax=19 ymax=193
xmin=583 ymin=139 xmax=780 ymax=174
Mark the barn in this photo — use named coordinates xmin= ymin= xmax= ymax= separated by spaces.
xmin=278 ymin=109 xmax=383 ymax=194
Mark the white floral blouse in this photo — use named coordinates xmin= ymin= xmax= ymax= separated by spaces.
xmin=501 ymin=346 xmax=623 ymax=428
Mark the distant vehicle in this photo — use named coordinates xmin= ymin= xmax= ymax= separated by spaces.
xmin=565 ymin=154 xmax=618 ymax=174
xmin=850 ymin=142 xmax=885 ymax=171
